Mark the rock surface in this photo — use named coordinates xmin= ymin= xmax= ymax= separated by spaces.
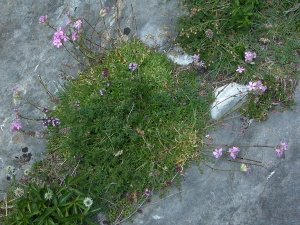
xmin=1 ymin=1 xmax=300 ymax=225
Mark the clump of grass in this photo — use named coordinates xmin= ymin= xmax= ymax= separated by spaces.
xmin=44 ymin=39 xmax=213 ymax=221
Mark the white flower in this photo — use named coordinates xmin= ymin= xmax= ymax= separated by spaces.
xmin=44 ymin=190 xmax=53 ymax=200
xmin=83 ymin=197 xmax=93 ymax=207
xmin=6 ymin=166 xmax=15 ymax=174
xmin=14 ymin=187 xmax=24 ymax=197
xmin=24 ymin=169 xmax=30 ymax=176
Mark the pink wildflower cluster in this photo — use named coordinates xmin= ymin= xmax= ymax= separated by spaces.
xmin=247 ymin=80 xmax=267 ymax=95
xmin=228 ymin=147 xmax=240 ymax=159
xmin=39 ymin=12 xmax=85 ymax=48
xmin=41 ymin=117 xmax=60 ymax=128
xmin=38 ymin=15 xmax=48 ymax=24
xmin=245 ymin=51 xmax=257 ymax=63
xmin=213 ymin=148 xmax=223 ymax=158
xmin=52 ymin=27 xmax=69 ymax=48
xmin=192 ymin=54 xmax=205 ymax=67
xmin=10 ymin=109 xmax=22 ymax=132
xmin=275 ymin=141 xmax=288 ymax=157
xmin=68 ymin=18 xmax=83 ymax=42
xmin=10 ymin=120 xmax=22 ymax=132
xmin=212 ymin=147 xmax=239 ymax=159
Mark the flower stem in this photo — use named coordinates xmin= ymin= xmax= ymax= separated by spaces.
xmin=204 ymin=142 xmax=275 ymax=149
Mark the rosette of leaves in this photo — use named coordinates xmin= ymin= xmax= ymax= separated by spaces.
xmin=3 ymin=175 xmax=100 ymax=225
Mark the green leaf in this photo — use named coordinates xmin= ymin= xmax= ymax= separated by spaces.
xmin=28 ymin=183 xmax=42 ymax=201
xmin=56 ymin=186 xmax=67 ymax=195
xmin=33 ymin=207 xmax=55 ymax=225
xmin=56 ymin=214 xmax=81 ymax=223
xmin=240 ymin=163 xmax=247 ymax=172
xmin=55 ymin=206 xmax=64 ymax=218
xmin=15 ymin=198 xmax=29 ymax=210
xmin=30 ymin=202 xmax=40 ymax=215
xmin=72 ymin=204 xmax=78 ymax=215
xmin=52 ymin=195 xmax=58 ymax=207
xmin=58 ymin=191 xmax=74 ymax=205
xmin=46 ymin=217 xmax=56 ymax=225
xmin=84 ymin=217 xmax=100 ymax=225
xmin=70 ymin=188 xmax=85 ymax=196
xmin=85 ymin=206 xmax=102 ymax=216
xmin=67 ymin=175 xmax=85 ymax=186
xmin=64 ymin=174 xmax=72 ymax=186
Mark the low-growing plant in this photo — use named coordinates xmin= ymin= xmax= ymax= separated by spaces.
xmin=43 ymin=39 xmax=213 ymax=221
xmin=3 ymin=175 xmax=100 ymax=225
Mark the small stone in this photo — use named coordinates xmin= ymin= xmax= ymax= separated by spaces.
xmin=210 ymin=83 xmax=248 ymax=120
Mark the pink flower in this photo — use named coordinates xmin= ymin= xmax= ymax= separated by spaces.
xmin=38 ymin=15 xmax=48 ymax=24
xmin=259 ymin=85 xmax=267 ymax=93
xmin=10 ymin=121 xmax=22 ymax=132
xmin=275 ymin=141 xmax=288 ymax=157
xmin=73 ymin=19 xmax=82 ymax=30
xmin=129 ymin=62 xmax=137 ymax=71
xmin=228 ymin=147 xmax=240 ymax=159
xmin=245 ymin=51 xmax=257 ymax=63
xmin=52 ymin=38 xmax=62 ymax=48
xmin=72 ymin=31 xmax=78 ymax=41
xmin=197 ymin=60 xmax=205 ymax=67
xmin=247 ymin=80 xmax=267 ymax=95
xmin=276 ymin=148 xmax=283 ymax=157
xmin=51 ymin=118 xmax=60 ymax=127
xmin=52 ymin=27 xmax=68 ymax=48
xmin=145 ymin=189 xmax=151 ymax=196
xmin=192 ymin=54 xmax=199 ymax=61
xmin=247 ymin=82 xmax=255 ymax=91
xmin=280 ymin=141 xmax=288 ymax=151
xmin=213 ymin=148 xmax=223 ymax=158
xmin=236 ymin=65 xmax=245 ymax=73
xmin=66 ymin=19 xmax=71 ymax=25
